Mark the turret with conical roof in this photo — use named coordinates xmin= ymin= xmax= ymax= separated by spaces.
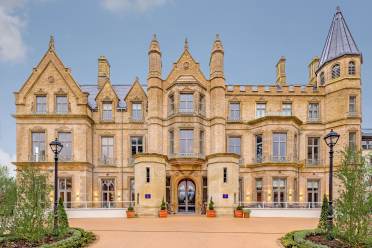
xmin=209 ymin=34 xmax=224 ymax=79
xmin=148 ymin=34 xmax=162 ymax=79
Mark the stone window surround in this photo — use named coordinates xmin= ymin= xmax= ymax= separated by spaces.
xmin=307 ymin=100 xmax=321 ymax=122
xmin=30 ymin=128 xmax=47 ymax=161
xmin=226 ymin=135 xmax=242 ymax=155
xmin=306 ymin=178 xmax=321 ymax=203
xmin=129 ymin=135 xmax=145 ymax=157
xmin=228 ymin=101 xmax=241 ymax=121
xmin=99 ymin=135 xmax=115 ymax=165
xmin=130 ymin=101 xmax=144 ymax=122
xmin=35 ymin=94 xmax=48 ymax=114
xmin=101 ymin=101 xmax=114 ymax=122
xmin=167 ymin=87 xmax=207 ymax=116
xmin=55 ymin=127 xmax=74 ymax=161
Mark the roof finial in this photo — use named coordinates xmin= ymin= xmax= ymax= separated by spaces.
xmin=184 ymin=37 xmax=189 ymax=50
xmin=336 ymin=6 xmax=341 ymax=13
xmin=152 ymin=33 xmax=157 ymax=41
xmin=49 ymin=35 xmax=55 ymax=51
xmin=215 ymin=34 xmax=220 ymax=41
xmin=135 ymin=76 xmax=139 ymax=82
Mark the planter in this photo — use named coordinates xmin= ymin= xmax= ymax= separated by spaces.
xmin=159 ymin=209 xmax=168 ymax=218
xmin=243 ymin=212 xmax=250 ymax=218
xmin=234 ymin=210 xmax=244 ymax=218
xmin=206 ymin=210 xmax=216 ymax=217
xmin=126 ymin=210 xmax=136 ymax=218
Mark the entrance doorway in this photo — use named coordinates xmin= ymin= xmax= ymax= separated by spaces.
xmin=178 ymin=179 xmax=195 ymax=213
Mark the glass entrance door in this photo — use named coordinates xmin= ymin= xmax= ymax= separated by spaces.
xmin=178 ymin=179 xmax=195 ymax=212
xmin=273 ymin=178 xmax=286 ymax=207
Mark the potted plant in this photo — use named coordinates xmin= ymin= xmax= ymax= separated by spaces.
xmin=206 ymin=198 xmax=216 ymax=217
xmin=234 ymin=205 xmax=244 ymax=218
xmin=243 ymin=209 xmax=251 ymax=218
xmin=159 ymin=198 xmax=168 ymax=218
xmin=126 ymin=205 xmax=136 ymax=218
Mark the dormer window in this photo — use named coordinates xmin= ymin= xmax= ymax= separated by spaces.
xmin=102 ymin=102 xmax=113 ymax=121
xmin=179 ymin=93 xmax=193 ymax=113
xmin=348 ymin=61 xmax=356 ymax=75
xmin=132 ymin=102 xmax=143 ymax=121
xmin=56 ymin=95 xmax=68 ymax=114
xmin=36 ymin=95 xmax=47 ymax=114
xmin=319 ymin=72 xmax=325 ymax=85
xmin=331 ymin=64 xmax=340 ymax=79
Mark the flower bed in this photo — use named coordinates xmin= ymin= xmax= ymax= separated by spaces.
xmin=0 ymin=228 xmax=95 ymax=248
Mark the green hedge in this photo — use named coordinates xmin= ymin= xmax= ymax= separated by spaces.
xmin=281 ymin=229 xmax=328 ymax=248
xmin=40 ymin=228 xmax=95 ymax=248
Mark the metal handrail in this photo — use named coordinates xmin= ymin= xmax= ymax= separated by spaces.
xmin=239 ymin=201 xmax=322 ymax=209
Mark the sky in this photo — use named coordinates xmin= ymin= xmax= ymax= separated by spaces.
xmin=0 ymin=0 xmax=371 ymax=174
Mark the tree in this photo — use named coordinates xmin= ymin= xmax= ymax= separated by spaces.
xmin=318 ymin=194 xmax=329 ymax=232
xmin=0 ymin=165 xmax=17 ymax=235
xmin=57 ymin=197 xmax=69 ymax=236
xmin=334 ymin=148 xmax=372 ymax=246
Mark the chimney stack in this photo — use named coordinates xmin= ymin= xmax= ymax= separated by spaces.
xmin=98 ymin=56 xmax=110 ymax=89
xmin=308 ymin=57 xmax=319 ymax=85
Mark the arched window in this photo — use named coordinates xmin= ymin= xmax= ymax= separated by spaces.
xmin=319 ymin=72 xmax=325 ymax=85
xmin=331 ymin=64 xmax=340 ymax=79
xmin=348 ymin=61 xmax=356 ymax=75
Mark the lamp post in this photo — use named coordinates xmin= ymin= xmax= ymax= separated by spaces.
xmin=323 ymin=129 xmax=340 ymax=238
xmin=49 ymin=138 xmax=63 ymax=233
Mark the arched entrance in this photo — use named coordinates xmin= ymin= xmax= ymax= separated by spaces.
xmin=178 ymin=179 xmax=196 ymax=213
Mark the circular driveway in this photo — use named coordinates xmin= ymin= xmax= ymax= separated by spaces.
xmin=70 ymin=216 xmax=317 ymax=248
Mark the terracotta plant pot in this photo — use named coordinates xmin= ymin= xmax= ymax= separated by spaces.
xmin=159 ymin=209 xmax=168 ymax=218
xmin=126 ymin=210 xmax=136 ymax=218
xmin=206 ymin=210 xmax=216 ymax=217
xmin=243 ymin=212 xmax=250 ymax=218
xmin=234 ymin=210 xmax=244 ymax=218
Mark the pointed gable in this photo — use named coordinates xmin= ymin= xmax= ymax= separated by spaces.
xmin=165 ymin=40 xmax=208 ymax=89
xmin=124 ymin=77 xmax=147 ymax=103
xmin=95 ymin=80 xmax=120 ymax=107
xmin=319 ymin=7 xmax=361 ymax=67
xmin=15 ymin=36 xmax=87 ymax=106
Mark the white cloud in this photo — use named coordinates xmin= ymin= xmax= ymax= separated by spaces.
xmin=0 ymin=148 xmax=16 ymax=177
xmin=0 ymin=0 xmax=27 ymax=62
xmin=101 ymin=0 xmax=172 ymax=13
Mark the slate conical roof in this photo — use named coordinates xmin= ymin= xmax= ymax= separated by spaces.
xmin=319 ymin=7 xmax=360 ymax=67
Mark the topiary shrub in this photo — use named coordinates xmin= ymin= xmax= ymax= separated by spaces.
xmin=160 ymin=198 xmax=166 ymax=210
xmin=317 ymin=194 xmax=329 ymax=233
xmin=208 ymin=197 xmax=214 ymax=210
xmin=56 ymin=197 xmax=69 ymax=236
xmin=236 ymin=205 xmax=242 ymax=210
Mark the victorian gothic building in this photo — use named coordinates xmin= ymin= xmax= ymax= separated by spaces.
xmin=14 ymin=7 xmax=362 ymax=215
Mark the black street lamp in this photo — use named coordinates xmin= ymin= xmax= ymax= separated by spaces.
xmin=49 ymin=138 xmax=63 ymax=233
xmin=324 ymin=129 xmax=340 ymax=237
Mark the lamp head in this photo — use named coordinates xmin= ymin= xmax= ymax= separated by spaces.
xmin=324 ymin=129 xmax=340 ymax=147
xmin=49 ymin=138 xmax=63 ymax=154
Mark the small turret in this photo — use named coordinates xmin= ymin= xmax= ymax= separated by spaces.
xmin=148 ymin=34 xmax=162 ymax=79
xmin=276 ymin=56 xmax=287 ymax=86
xmin=308 ymin=56 xmax=319 ymax=85
xmin=209 ymin=34 xmax=224 ymax=79
xmin=98 ymin=56 xmax=110 ymax=89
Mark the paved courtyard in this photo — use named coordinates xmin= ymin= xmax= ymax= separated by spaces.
xmin=70 ymin=216 xmax=318 ymax=248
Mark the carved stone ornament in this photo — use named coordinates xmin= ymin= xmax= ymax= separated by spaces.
xmin=48 ymin=76 xmax=55 ymax=84
xmin=183 ymin=62 xmax=190 ymax=70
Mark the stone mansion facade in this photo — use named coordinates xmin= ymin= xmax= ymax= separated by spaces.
xmin=14 ymin=8 xmax=362 ymax=215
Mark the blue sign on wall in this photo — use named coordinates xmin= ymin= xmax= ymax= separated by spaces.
xmin=223 ymin=194 xmax=228 ymax=199
xmin=145 ymin=194 xmax=151 ymax=199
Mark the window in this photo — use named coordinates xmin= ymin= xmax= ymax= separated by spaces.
xmin=307 ymin=180 xmax=319 ymax=208
xmin=362 ymin=140 xmax=372 ymax=150
xmin=294 ymin=134 xmax=298 ymax=160
xmin=101 ymin=136 xmax=114 ymax=164
xmin=168 ymin=94 xmax=175 ymax=115
xmin=256 ymin=103 xmax=266 ymax=118
xmin=223 ymin=167 xmax=227 ymax=183
xmin=199 ymin=130 xmax=204 ymax=156
xmin=179 ymin=93 xmax=194 ymax=113
xmin=256 ymin=178 xmax=263 ymax=202
xmin=101 ymin=179 xmax=115 ymax=208
xmin=229 ymin=102 xmax=240 ymax=121
xmin=319 ymin=72 xmax=325 ymax=85
xmin=31 ymin=132 xmax=45 ymax=161
xmin=58 ymin=178 xmax=72 ymax=208
xmin=228 ymin=136 xmax=241 ymax=155
xmin=199 ymin=94 xmax=206 ymax=115
xmin=36 ymin=96 xmax=47 ymax=113
xmin=146 ymin=167 xmax=150 ymax=183
xmin=202 ymin=177 xmax=208 ymax=204
xmin=307 ymin=137 xmax=320 ymax=165
xmin=129 ymin=178 xmax=135 ymax=202
xmin=56 ymin=96 xmax=68 ymax=114
xmin=255 ymin=134 xmax=263 ymax=162
xmin=169 ymin=130 xmax=174 ymax=155
xmin=58 ymin=132 xmax=72 ymax=161
xmin=349 ymin=96 xmax=356 ymax=113
xmin=273 ymin=178 xmax=286 ymax=207
xmin=272 ymin=133 xmax=287 ymax=161
xmin=132 ymin=102 xmax=142 ymax=121
xmin=239 ymin=178 xmax=244 ymax=204
xmin=102 ymin=102 xmax=113 ymax=121
xmin=180 ymin=130 xmax=193 ymax=155
xmin=131 ymin=136 xmax=143 ymax=156
xmin=166 ymin=176 xmax=171 ymax=203
xmin=348 ymin=61 xmax=356 ymax=75
xmin=349 ymin=132 xmax=356 ymax=149
xmin=331 ymin=64 xmax=340 ymax=79
xmin=282 ymin=103 xmax=292 ymax=116
xmin=308 ymin=103 xmax=319 ymax=121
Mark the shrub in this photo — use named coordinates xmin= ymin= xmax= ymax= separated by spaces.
xmin=236 ymin=205 xmax=242 ymax=210
xmin=160 ymin=198 xmax=166 ymax=210
xmin=127 ymin=206 xmax=134 ymax=211
xmin=317 ymin=194 xmax=329 ymax=233
xmin=281 ymin=229 xmax=328 ymax=248
xmin=334 ymin=148 xmax=372 ymax=246
xmin=39 ymin=228 xmax=96 ymax=248
xmin=56 ymin=197 xmax=69 ymax=236
xmin=0 ymin=165 xmax=17 ymax=235
xmin=208 ymin=197 xmax=214 ymax=210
